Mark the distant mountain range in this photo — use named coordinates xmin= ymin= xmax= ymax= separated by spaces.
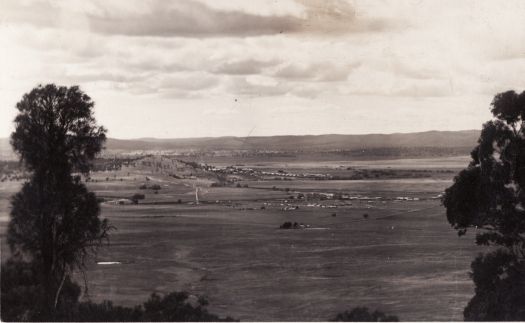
xmin=0 ymin=130 xmax=480 ymax=159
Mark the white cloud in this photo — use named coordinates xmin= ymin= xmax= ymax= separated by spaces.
xmin=1 ymin=0 xmax=524 ymax=138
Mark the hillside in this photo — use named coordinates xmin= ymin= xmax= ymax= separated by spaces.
xmin=106 ymin=130 xmax=480 ymax=152
xmin=0 ymin=130 xmax=480 ymax=159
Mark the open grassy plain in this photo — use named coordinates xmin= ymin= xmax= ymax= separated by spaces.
xmin=0 ymin=155 xmax=484 ymax=321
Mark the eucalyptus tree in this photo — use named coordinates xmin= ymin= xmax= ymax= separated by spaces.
xmin=443 ymin=90 xmax=525 ymax=320
xmin=7 ymin=84 xmax=110 ymax=318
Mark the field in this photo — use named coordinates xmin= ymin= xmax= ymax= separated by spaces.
xmin=0 ymin=155 xmax=484 ymax=321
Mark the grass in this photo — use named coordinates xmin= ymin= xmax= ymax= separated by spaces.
xmin=0 ymin=156 xmax=483 ymax=321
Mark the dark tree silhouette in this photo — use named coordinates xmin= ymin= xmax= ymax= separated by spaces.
xmin=443 ymin=90 xmax=525 ymax=320
xmin=463 ymin=250 xmax=525 ymax=321
xmin=1 ymin=259 xmax=82 ymax=321
xmin=6 ymin=84 xmax=109 ymax=319
xmin=1 ymin=262 xmax=236 ymax=322
xmin=11 ymin=84 xmax=106 ymax=174
xmin=330 ymin=307 xmax=399 ymax=322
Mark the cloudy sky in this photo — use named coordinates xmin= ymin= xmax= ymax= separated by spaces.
xmin=1 ymin=0 xmax=525 ymax=139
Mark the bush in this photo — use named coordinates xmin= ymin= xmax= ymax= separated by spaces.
xmin=331 ymin=307 xmax=399 ymax=322
xmin=150 ymin=184 xmax=161 ymax=190
xmin=142 ymin=292 xmax=236 ymax=322
xmin=279 ymin=222 xmax=306 ymax=229
xmin=65 ymin=292 xmax=237 ymax=322
xmin=132 ymin=193 xmax=145 ymax=201
xmin=1 ymin=261 xmax=236 ymax=322
xmin=1 ymin=260 xmax=81 ymax=322
xmin=1 ymin=260 xmax=46 ymax=321
xmin=139 ymin=184 xmax=147 ymax=190
xmin=73 ymin=301 xmax=143 ymax=322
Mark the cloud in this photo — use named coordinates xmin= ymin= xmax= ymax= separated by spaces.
xmin=274 ymin=62 xmax=357 ymax=82
xmin=158 ymin=73 xmax=218 ymax=91
xmin=63 ymin=71 xmax=145 ymax=84
xmin=227 ymin=76 xmax=291 ymax=97
xmin=3 ymin=0 xmax=399 ymax=38
xmin=4 ymin=0 xmax=525 ymax=140
xmin=390 ymin=82 xmax=453 ymax=98
xmin=87 ymin=1 xmax=293 ymax=37
xmin=212 ymin=58 xmax=280 ymax=75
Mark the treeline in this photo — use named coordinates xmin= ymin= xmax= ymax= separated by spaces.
xmin=334 ymin=146 xmax=471 ymax=158
xmin=91 ymin=157 xmax=142 ymax=172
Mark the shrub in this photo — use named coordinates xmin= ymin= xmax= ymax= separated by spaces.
xmin=150 ymin=184 xmax=161 ymax=190
xmin=70 ymin=292 xmax=237 ymax=322
xmin=331 ymin=307 xmax=399 ymax=322
xmin=73 ymin=301 xmax=143 ymax=322
xmin=1 ymin=260 xmax=81 ymax=322
xmin=1 ymin=261 xmax=236 ymax=322
xmin=142 ymin=292 xmax=236 ymax=322
xmin=132 ymin=193 xmax=145 ymax=201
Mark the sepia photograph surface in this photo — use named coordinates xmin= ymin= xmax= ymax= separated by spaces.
xmin=1 ymin=1 xmax=525 ymax=322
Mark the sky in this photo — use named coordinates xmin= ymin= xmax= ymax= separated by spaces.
xmin=1 ymin=0 xmax=525 ymax=139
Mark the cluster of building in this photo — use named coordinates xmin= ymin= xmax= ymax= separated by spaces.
xmin=203 ymin=165 xmax=332 ymax=180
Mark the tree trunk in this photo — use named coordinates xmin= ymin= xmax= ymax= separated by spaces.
xmin=54 ymin=269 xmax=67 ymax=309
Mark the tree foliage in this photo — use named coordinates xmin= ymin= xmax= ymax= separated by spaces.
xmin=6 ymin=84 xmax=109 ymax=319
xmin=1 ymin=260 xmax=236 ymax=322
xmin=1 ymin=260 xmax=81 ymax=321
xmin=8 ymin=176 xmax=110 ymax=276
xmin=330 ymin=307 xmax=399 ymax=322
xmin=11 ymin=84 xmax=106 ymax=175
xmin=463 ymin=250 xmax=525 ymax=321
xmin=444 ymin=90 xmax=525 ymax=249
xmin=65 ymin=292 xmax=237 ymax=322
xmin=443 ymin=90 xmax=525 ymax=320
